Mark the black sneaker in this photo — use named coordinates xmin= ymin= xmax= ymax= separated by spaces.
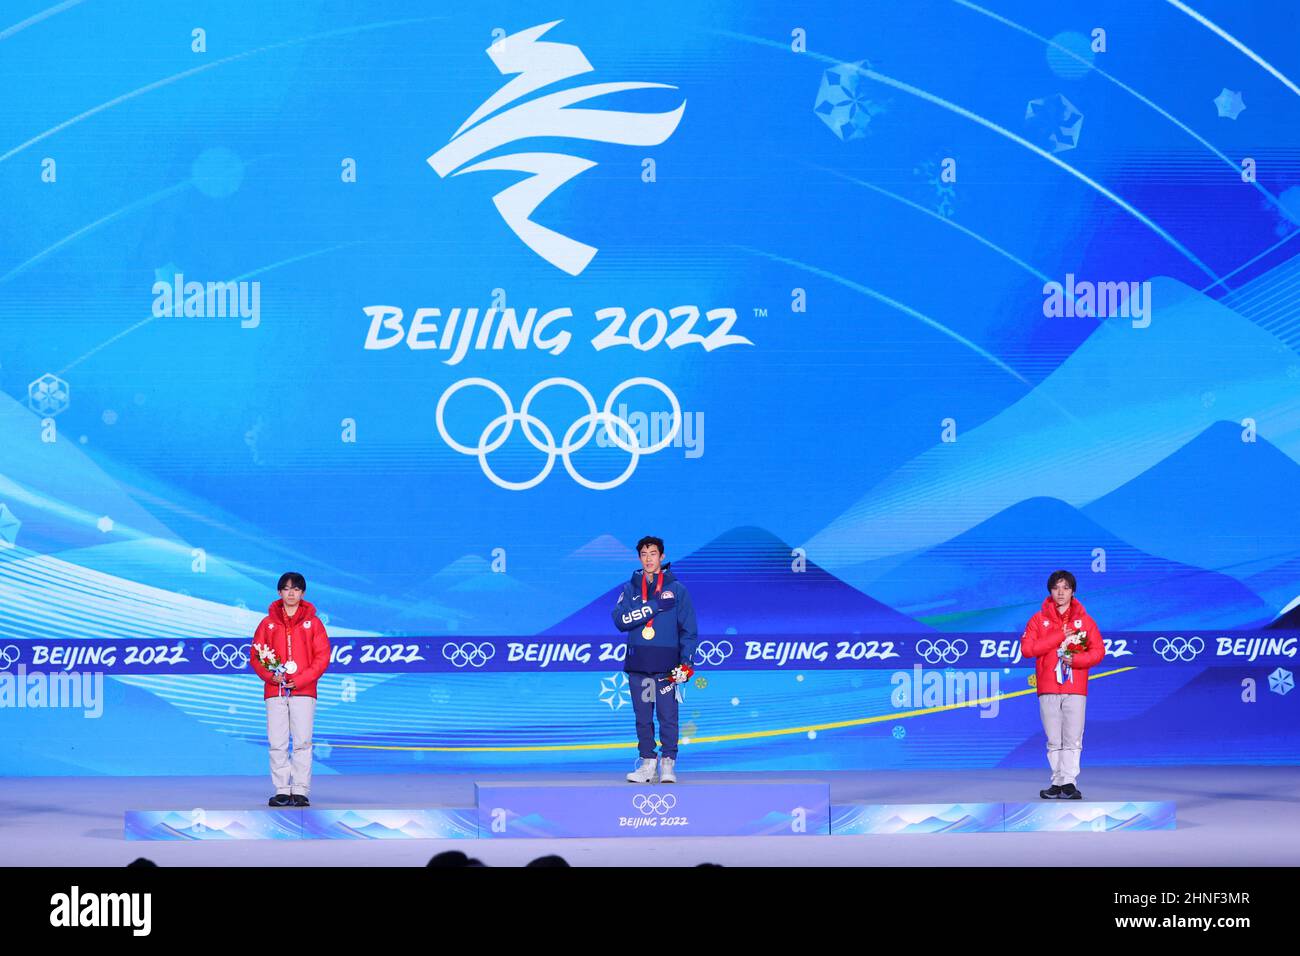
xmin=1039 ymin=785 xmax=1065 ymax=799
xmin=291 ymin=794 xmax=310 ymax=807
xmin=268 ymin=793 xmax=292 ymax=807
xmin=1059 ymin=783 xmax=1083 ymax=800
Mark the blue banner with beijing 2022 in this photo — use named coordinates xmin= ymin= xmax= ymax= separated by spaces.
xmin=2 ymin=631 xmax=1296 ymax=675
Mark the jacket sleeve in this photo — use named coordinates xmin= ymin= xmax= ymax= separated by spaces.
xmin=249 ymin=619 xmax=275 ymax=683
xmin=1068 ymin=617 xmax=1106 ymax=669
xmin=1020 ymin=616 xmax=1062 ymax=660
xmin=676 ymin=585 xmax=699 ymax=665
xmin=295 ymin=620 xmax=331 ymax=685
xmin=612 ymin=584 xmax=669 ymax=632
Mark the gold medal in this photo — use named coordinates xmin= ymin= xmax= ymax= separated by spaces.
xmin=640 ymin=570 xmax=662 ymax=641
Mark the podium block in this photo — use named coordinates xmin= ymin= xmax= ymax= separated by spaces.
xmin=300 ymin=809 xmax=478 ymax=839
xmin=125 ymin=809 xmax=303 ymax=840
xmin=1003 ymin=801 xmax=1176 ymax=832
xmin=475 ymin=781 xmax=830 ymax=838
xmin=831 ymin=802 xmax=1003 ymax=834
xmin=830 ymin=801 xmax=1176 ymax=834
xmin=125 ymin=808 xmax=478 ymax=840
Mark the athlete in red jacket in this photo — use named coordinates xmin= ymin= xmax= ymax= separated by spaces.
xmin=249 ymin=572 xmax=330 ymax=807
xmin=1020 ymin=570 xmax=1105 ymax=800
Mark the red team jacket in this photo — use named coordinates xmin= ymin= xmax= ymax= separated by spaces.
xmin=1020 ymin=597 xmax=1105 ymax=696
xmin=248 ymin=599 xmax=331 ymax=699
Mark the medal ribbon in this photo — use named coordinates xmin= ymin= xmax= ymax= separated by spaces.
xmin=1055 ymin=653 xmax=1072 ymax=686
xmin=641 ymin=570 xmax=663 ymax=630
xmin=282 ymin=602 xmax=295 ymax=697
xmin=1054 ymin=603 xmax=1073 ymax=686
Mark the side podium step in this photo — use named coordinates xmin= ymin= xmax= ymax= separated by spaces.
xmin=830 ymin=801 xmax=1176 ymax=834
xmin=125 ymin=808 xmax=478 ymax=840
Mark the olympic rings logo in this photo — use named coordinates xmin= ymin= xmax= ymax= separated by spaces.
xmin=0 ymin=644 xmax=21 ymax=671
xmin=694 ymin=640 xmax=733 ymax=667
xmin=1152 ymin=636 xmax=1204 ymax=662
xmin=632 ymin=793 xmax=677 ymax=816
xmin=915 ymin=638 xmax=968 ymax=665
xmin=442 ymin=642 xmax=497 ymax=669
xmin=436 ymin=377 xmax=681 ymax=490
xmin=203 ymin=643 xmax=247 ymax=670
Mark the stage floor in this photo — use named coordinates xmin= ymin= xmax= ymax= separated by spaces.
xmin=2 ymin=766 xmax=1297 ymax=867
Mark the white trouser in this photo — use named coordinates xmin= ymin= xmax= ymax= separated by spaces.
xmin=266 ymin=695 xmax=316 ymax=796
xmin=1038 ymin=693 xmax=1086 ymax=786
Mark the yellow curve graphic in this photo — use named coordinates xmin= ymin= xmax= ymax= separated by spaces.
xmin=327 ymin=666 xmax=1137 ymax=754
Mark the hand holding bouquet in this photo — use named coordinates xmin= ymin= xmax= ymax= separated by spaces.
xmin=1060 ymin=618 xmax=1089 ymax=658
xmin=657 ymin=663 xmax=695 ymax=697
xmin=253 ymin=643 xmax=293 ymax=689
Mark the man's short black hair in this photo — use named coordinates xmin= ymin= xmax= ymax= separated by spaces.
xmin=1047 ymin=570 xmax=1076 ymax=593
xmin=636 ymin=536 xmax=665 ymax=556
xmin=277 ymin=572 xmax=307 ymax=592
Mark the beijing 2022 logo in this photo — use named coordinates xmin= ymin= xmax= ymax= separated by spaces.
xmin=427 ymin=20 xmax=687 ymax=275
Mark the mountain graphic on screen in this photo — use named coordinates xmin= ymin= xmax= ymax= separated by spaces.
xmin=864 ymin=497 xmax=1272 ymax=631
xmin=1083 ymin=421 xmax=1300 ymax=593
xmin=543 ymin=525 xmax=932 ymax=635
xmin=805 ymin=276 xmax=1300 ymax=569
xmin=0 ymin=389 xmax=173 ymax=551
xmin=1268 ymin=598 xmax=1300 ymax=629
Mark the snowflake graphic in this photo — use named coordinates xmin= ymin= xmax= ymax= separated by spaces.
xmin=892 ymin=725 xmax=906 ymax=740
xmin=1025 ymin=93 xmax=1084 ymax=153
xmin=27 ymin=373 xmax=70 ymax=417
xmin=814 ymin=61 xmax=888 ymax=141
xmin=913 ymin=158 xmax=956 ymax=218
xmin=1213 ymin=88 xmax=1246 ymax=120
xmin=1269 ymin=667 xmax=1294 ymax=696
xmin=598 ymin=672 xmax=631 ymax=710
xmin=1265 ymin=184 xmax=1300 ymax=238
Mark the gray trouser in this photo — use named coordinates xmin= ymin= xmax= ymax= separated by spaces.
xmin=266 ymin=695 xmax=316 ymax=795
xmin=1038 ymin=693 xmax=1086 ymax=786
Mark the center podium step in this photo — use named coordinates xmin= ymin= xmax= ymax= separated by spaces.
xmin=475 ymin=780 xmax=832 ymax=838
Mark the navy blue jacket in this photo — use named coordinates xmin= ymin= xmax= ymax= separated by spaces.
xmin=611 ymin=566 xmax=699 ymax=676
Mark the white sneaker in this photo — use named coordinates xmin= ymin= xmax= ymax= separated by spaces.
xmin=626 ymin=758 xmax=659 ymax=784
xmin=660 ymin=757 xmax=677 ymax=784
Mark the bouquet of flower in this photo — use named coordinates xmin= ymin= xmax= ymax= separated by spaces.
xmin=1061 ymin=619 xmax=1090 ymax=658
xmin=253 ymin=643 xmax=293 ymax=694
xmin=1055 ymin=620 xmax=1088 ymax=685
xmin=669 ymin=663 xmax=695 ymax=684
xmin=658 ymin=663 xmax=695 ymax=698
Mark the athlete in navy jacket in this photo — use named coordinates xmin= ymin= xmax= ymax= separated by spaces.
xmin=611 ymin=536 xmax=698 ymax=784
